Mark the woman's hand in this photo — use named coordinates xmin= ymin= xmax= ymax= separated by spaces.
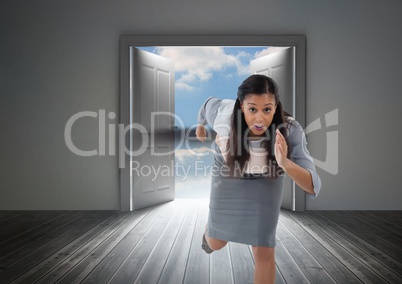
xmin=275 ymin=129 xmax=289 ymax=168
xmin=196 ymin=125 xmax=207 ymax=142
xmin=275 ymin=128 xmax=315 ymax=194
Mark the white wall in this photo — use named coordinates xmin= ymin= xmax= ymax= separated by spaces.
xmin=1 ymin=0 xmax=401 ymax=210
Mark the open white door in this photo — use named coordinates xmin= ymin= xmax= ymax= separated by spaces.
xmin=250 ymin=47 xmax=297 ymax=211
xmin=131 ymin=48 xmax=175 ymax=210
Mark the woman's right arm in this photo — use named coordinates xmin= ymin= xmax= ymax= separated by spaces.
xmin=196 ymin=97 xmax=221 ymax=142
xmin=196 ymin=125 xmax=207 ymax=142
xmin=286 ymin=120 xmax=322 ymax=199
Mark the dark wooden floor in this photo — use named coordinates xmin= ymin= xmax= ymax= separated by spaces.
xmin=0 ymin=200 xmax=401 ymax=284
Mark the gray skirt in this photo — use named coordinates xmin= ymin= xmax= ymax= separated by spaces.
xmin=207 ymin=150 xmax=285 ymax=247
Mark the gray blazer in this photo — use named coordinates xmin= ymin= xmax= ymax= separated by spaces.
xmin=198 ymin=96 xmax=322 ymax=199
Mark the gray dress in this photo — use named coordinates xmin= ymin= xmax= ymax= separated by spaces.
xmin=198 ymin=97 xmax=321 ymax=247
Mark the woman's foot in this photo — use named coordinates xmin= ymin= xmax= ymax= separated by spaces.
xmin=202 ymin=232 xmax=214 ymax=254
xmin=202 ymin=225 xmax=214 ymax=254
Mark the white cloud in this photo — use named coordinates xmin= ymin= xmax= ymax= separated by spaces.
xmin=151 ymin=46 xmax=291 ymax=91
xmin=155 ymin=47 xmax=250 ymax=91
xmin=254 ymin=47 xmax=290 ymax=58
xmin=175 ymin=147 xmax=212 ymax=162
xmin=175 ymin=82 xmax=194 ymax=91
xmin=176 ymin=176 xmax=211 ymax=188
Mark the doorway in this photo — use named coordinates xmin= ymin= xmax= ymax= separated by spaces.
xmin=120 ymin=36 xmax=306 ymax=211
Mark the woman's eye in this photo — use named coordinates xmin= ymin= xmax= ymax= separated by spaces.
xmin=248 ymin=108 xmax=271 ymax=113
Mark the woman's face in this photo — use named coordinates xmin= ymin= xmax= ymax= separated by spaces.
xmin=240 ymin=93 xmax=277 ymax=137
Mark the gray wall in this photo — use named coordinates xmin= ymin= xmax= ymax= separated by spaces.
xmin=1 ymin=0 xmax=401 ymax=210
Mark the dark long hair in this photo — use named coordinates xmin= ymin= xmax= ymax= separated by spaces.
xmin=225 ymin=74 xmax=292 ymax=178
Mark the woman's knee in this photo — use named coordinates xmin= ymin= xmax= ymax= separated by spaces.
xmin=205 ymin=235 xmax=228 ymax=250
xmin=252 ymin=246 xmax=275 ymax=263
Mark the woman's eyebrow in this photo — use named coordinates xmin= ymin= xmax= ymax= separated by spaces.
xmin=247 ymin=102 xmax=274 ymax=106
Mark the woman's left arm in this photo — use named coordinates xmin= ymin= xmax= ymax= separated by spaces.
xmin=275 ymin=125 xmax=322 ymax=198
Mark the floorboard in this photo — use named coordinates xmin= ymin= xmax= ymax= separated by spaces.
xmin=57 ymin=206 xmax=161 ymax=284
xmin=0 ymin=211 xmax=67 ymax=241
xmin=12 ymin=211 xmax=129 ymax=284
xmin=1 ymin=202 xmax=401 ymax=284
xmin=276 ymin=220 xmax=336 ymax=283
xmin=134 ymin=205 xmax=189 ymax=284
xmin=365 ymin=211 xmax=402 ymax=226
xmin=307 ymin=211 xmax=402 ymax=282
xmin=319 ymin=211 xmax=402 ymax=263
xmin=157 ymin=204 xmax=198 ymax=284
xmin=0 ymin=211 xmax=84 ymax=260
xmin=230 ymin=242 xmax=254 ymax=284
xmin=182 ymin=204 xmax=209 ymax=284
xmin=353 ymin=211 xmax=402 ymax=237
xmin=106 ymin=204 xmax=182 ymax=284
xmin=3 ymin=211 xmax=112 ymax=283
xmin=280 ymin=211 xmax=362 ymax=283
xmin=284 ymin=210 xmax=386 ymax=283
xmin=274 ymin=237 xmax=308 ymax=284
xmin=210 ymin=243 xmax=234 ymax=284
xmin=35 ymin=208 xmax=151 ymax=284
xmin=343 ymin=211 xmax=402 ymax=243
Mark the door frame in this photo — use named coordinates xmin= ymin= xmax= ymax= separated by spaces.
xmin=119 ymin=35 xmax=307 ymax=211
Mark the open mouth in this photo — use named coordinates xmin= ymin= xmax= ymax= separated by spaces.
xmin=254 ymin=125 xmax=264 ymax=131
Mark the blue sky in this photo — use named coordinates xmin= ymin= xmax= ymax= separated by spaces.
xmin=137 ymin=46 xmax=282 ymax=127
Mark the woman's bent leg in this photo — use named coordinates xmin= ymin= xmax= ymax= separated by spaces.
xmin=204 ymin=226 xmax=228 ymax=251
xmin=252 ymin=246 xmax=275 ymax=284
